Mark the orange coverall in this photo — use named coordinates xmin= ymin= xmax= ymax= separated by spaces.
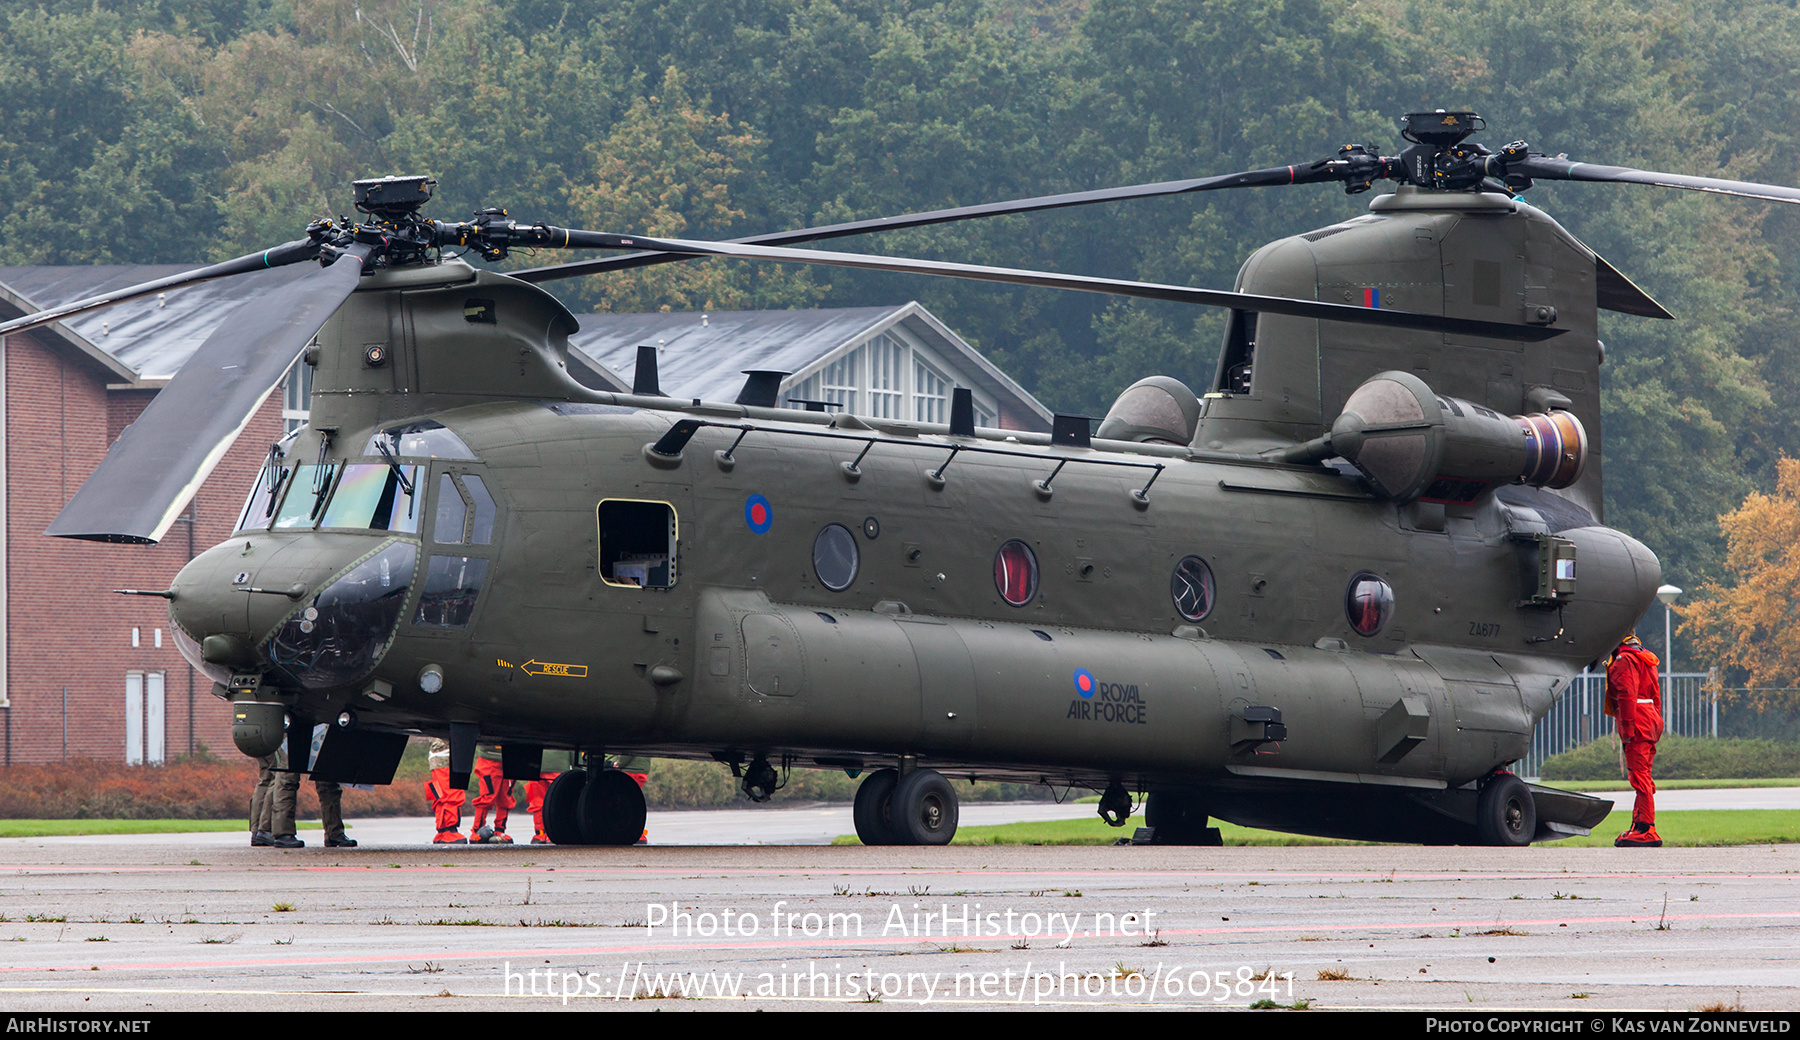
xmin=1605 ymin=641 xmax=1663 ymax=830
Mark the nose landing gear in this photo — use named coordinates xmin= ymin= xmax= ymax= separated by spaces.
xmin=1476 ymin=771 xmax=1536 ymax=847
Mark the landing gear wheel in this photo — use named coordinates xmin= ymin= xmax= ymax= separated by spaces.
xmin=1144 ymin=791 xmax=1222 ymax=846
xmin=542 ymin=768 xmax=586 ymax=845
xmin=1476 ymin=772 xmax=1536 ymax=847
xmin=852 ymin=768 xmax=900 ymax=846
xmin=576 ymin=768 xmax=648 ymax=846
xmin=890 ymin=768 xmax=958 ymax=845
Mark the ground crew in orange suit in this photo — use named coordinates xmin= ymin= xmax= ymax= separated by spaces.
xmin=1605 ymin=634 xmax=1664 ymax=847
xmin=424 ymin=738 xmax=468 ymax=844
xmin=524 ymin=750 xmax=571 ymax=845
xmin=469 ymin=744 xmax=515 ymax=843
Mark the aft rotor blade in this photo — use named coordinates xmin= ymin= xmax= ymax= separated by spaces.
xmin=1512 ymin=156 xmax=1800 ymax=206
xmin=513 ymin=164 xmax=1329 ymax=284
xmin=45 ymin=243 xmax=373 ymax=544
xmin=0 ymin=239 xmax=322 ymax=338
xmin=560 ymin=231 xmax=1564 ymax=342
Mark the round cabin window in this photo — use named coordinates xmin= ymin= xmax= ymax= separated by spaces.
xmin=1346 ymin=572 xmax=1394 ymax=637
xmin=994 ymin=539 xmax=1039 ymax=606
xmin=813 ymin=523 xmax=860 ymax=591
xmin=1171 ymin=555 xmax=1216 ymax=622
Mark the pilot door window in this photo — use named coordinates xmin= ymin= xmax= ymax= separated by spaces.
xmin=597 ymin=499 xmax=678 ymax=588
xmin=416 ymin=555 xmax=489 ymax=628
xmin=417 ymin=471 xmax=497 ymax=629
xmin=430 ymin=473 xmax=496 ymax=545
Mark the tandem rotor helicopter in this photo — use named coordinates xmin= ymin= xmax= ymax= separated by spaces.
xmin=7 ymin=110 xmax=1794 ymax=847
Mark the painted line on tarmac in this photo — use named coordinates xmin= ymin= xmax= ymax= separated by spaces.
xmin=4 ymin=862 xmax=1798 ymax=886
xmin=7 ymin=909 xmax=1800 ymax=974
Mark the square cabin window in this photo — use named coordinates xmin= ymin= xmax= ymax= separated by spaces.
xmin=597 ymin=499 xmax=677 ymax=588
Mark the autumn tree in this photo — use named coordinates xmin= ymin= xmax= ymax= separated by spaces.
xmin=1681 ymin=457 xmax=1800 ymax=708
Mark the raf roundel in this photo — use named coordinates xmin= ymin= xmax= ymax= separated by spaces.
xmin=1073 ymin=668 xmax=1096 ymax=699
xmin=744 ymin=494 xmax=773 ymax=534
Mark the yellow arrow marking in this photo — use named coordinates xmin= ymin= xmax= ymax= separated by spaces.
xmin=522 ymin=659 xmax=587 ymax=678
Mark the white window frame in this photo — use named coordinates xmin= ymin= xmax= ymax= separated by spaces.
xmin=125 ymin=673 xmax=144 ymax=766
xmin=790 ymin=324 xmax=1004 ymax=427
xmin=283 ymin=357 xmax=313 ymax=433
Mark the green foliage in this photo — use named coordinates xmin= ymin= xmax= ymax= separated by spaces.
xmin=1539 ymin=734 xmax=1800 ymax=781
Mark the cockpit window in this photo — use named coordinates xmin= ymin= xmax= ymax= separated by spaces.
xmin=433 ymin=474 xmax=468 ymax=544
xmin=364 ymin=420 xmax=477 ymax=460
xmin=414 ymin=555 xmax=490 ymax=628
xmin=272 ymin=464 xmax=336 ymax=529
xmin=236 ymin=434 xmax=302 ymax=534
xmin=237 ymin=459 xmax=286 ymax=533
xmin=321 ymin=463 xmax=421 ymax=533
xmin=463 ymin=475 xmax=496 ymax=544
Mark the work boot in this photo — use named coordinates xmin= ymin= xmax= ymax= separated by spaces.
xmin=251 ymin=830 xmax=274 ymax=847
xmin=271 ymin=834 xmax=306 ymax=849
xmin=325 ymin=836 xmax=359 ymax=848
xmin=432 ymin=827 xmax=469 ymax=845
xmin=1614 ymin=821 xmax=1662 ymax=847
xmin=531 ymin=831 xmax=551 ymax=845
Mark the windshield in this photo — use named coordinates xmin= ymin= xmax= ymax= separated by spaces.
xmin=272 ymin=464 xmax=336 ymax=529
xmin=322 ymin=463 xmax=421 ymax=533
xmin=236 ymin=459 xmax=286 ymax=533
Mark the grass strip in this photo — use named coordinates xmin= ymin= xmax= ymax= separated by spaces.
xmin=1541 ymin=778 xmax=1800 ymax=792
xmin=0 ymin=819 xmax=327 ymax=838
xmin=834 ymin=808 xmax=1798 ymax=847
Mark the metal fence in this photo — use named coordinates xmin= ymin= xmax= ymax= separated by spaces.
xmin=1521 ymin=671 xmax=1714 ymax=778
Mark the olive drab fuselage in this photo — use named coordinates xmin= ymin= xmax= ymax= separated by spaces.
xmin=170 ymin=188 xmax=1661 ymax=841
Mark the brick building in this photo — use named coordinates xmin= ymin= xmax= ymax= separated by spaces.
xmin=0 ymin=264 xmax=312 ymax=765
xmin=0 ymin=264 xmax=1051 ymax=767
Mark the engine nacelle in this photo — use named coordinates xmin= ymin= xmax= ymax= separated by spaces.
xmin=1327 ymin=371 xmax=1587 ymax=503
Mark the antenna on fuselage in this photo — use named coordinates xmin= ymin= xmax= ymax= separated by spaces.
xmin=736 ymin=370 xmax=790 ymax=408
xmin=632 ymin=344 xmax=664 ymax=396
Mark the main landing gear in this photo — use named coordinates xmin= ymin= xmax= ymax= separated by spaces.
xmin=541 ymin=767 xmax=648 ymax=846
xmin=853 ymin=767 xmax=959 ymax=845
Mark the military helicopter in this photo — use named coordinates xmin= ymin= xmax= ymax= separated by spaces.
xmin=6 ymin=110 xmax=1792 ymax=847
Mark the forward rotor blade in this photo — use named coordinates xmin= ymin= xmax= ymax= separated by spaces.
xmin=560 ymin=231 xmax=1564 ymax=342
xmin=1512 ymin=156 xmax=1800 ymax=206
xmin=513 ymin=164 xmax=1326 ymax=284
xmin=0 ymin=239 xmax=322 ymax=338
xmin=46 ymin=243 xmax=373 ymax=544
